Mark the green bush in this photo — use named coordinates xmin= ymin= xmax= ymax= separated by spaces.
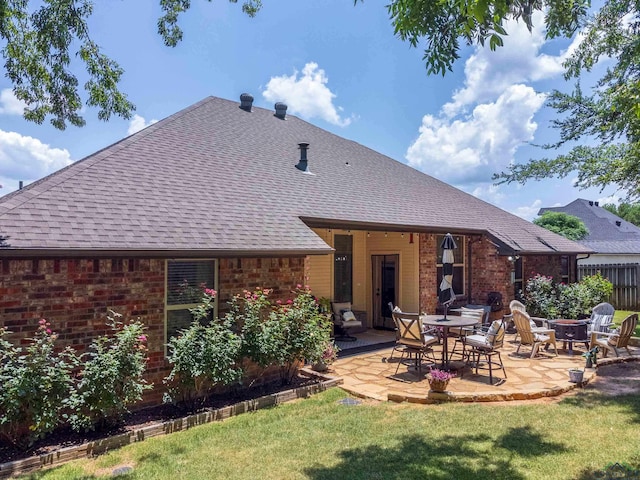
xmin=0 ymin=321 xmax=77 ymax=447
xmin=65 ymin=312 xmax=152 ymax=432
xmin=164 ymin=289 xmax=243 ymax=410
xmin=524 ymin=273 xmax=613 ymax=319
xmin=238 ymin=286 xmax=332 ymax=385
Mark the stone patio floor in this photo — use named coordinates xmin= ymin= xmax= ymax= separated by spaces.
xmin=326 ymin=333 xmax=640 ymax=404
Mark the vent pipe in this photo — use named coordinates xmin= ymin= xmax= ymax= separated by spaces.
xmin=18 ymin=181 xmax=23 ymax=190
xmin=595 ymin=201 xmax=599 ymax=206
xmin=296 ymin=143 xmax=311 ymax=173
xmin=589 ymin=201 xmax=594 ymax=206
xmin=239 ymin=93 xmax=253 ymax=112
xmin=616 ymin=220 xmax=622 ymax=227
xmin=274 ymin=102 xmax=287 ymax=119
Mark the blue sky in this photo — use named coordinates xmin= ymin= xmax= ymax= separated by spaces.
xmin=0 ymin=0 xmax=620 ymax=220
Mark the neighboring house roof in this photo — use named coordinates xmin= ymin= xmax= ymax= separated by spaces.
xmin=539 ymin=198 xmax=640 ymax=254
xmin=0 ymin=96 xmax=591 ymax=257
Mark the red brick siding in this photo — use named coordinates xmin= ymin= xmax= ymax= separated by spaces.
xmin=0 ymin=256 xmax=306 ymax=407
xmin=523 ymin=255 xmax=573 ymax=284
xmin=468 ymin=235 xmax=512 ymax=312
xmin=418 ymin=233 xmax=438 ymax=314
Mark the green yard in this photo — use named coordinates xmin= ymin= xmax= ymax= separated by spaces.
xmin=22 ymin=387 xmax=640 ymax=480
xmin=613 ymin=310 xmax=640 ymax=337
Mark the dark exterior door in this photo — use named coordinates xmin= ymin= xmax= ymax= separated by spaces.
xmin=372 ymin=254 xmax=399 ymax=330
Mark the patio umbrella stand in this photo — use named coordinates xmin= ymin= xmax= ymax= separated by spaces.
xmin=438 ymin=233 xmax=457 ymax=321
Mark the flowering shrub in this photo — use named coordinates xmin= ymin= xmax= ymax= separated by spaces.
xmin=428 ymin=368 xmax=456 ymax=382
xmin=524 ymin=273 xmax=613 ymax=319
xmin=65 ymin=312 xmax=152 ymax=432
xmin=320 ymin=340 xmax=339 ymax=365
xmin=238 ymin=285 xmax=332 ymax=385
xmin=164 ymin=289 xmax=243 ymax=410
xmin=0 ymin=321 xmax=77 ymax=447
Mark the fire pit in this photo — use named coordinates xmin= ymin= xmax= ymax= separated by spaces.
xmin=547 ymin=319 xmax=589 ymax=354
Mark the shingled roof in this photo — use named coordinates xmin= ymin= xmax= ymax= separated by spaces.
xmin=0 ymin=96 xmax=591 ymax=257
xmin=539 ymin=198 xmax=640 ymax=254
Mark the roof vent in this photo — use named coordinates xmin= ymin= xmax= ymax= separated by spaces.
xmin=296 ymin=142 xmax=312 ymax=174
xmin=616 ymin=220 xmax=622 ymax=227
xmin=274 ymin=102 xmax=287 ymax=119
xmin=589 ymin=201 xmax=594 ymax=206
xmin=239 ymin=93 xmax=253 ymax=112
xmin=595 ymin=201 xmax=599 ymax=206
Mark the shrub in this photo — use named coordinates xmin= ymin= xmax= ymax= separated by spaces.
xmin=238 ymin=286 xmax=332 ymax=385
xmin=0 ymin=321 xmax=77 ymax=447
xmin=524 ymin=273 xmax=613 ymax=319
xmin=164 ymin=289 xmax=243 ymax=410
xmin=65 ymin=312 xmax=152 ymax=432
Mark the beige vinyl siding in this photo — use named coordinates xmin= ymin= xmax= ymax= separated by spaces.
xmin=307 ymin=228 xmax=332 ymax=300
xmin=366 ymin=232 xmax=420 ymax=314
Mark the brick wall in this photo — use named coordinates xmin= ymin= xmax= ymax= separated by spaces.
xmin=418 ymin=234 xmax=438 ymax=313
xmin=468 ymin=235 xmax=512 ymax=313
xmin=0 ymin=256 xmax=306 ymax=407
xmin=523 ymin=255 xmax=569 ymax=283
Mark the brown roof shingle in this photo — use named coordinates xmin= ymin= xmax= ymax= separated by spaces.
xmin=0 ymin=96 xmax=592 ymax=256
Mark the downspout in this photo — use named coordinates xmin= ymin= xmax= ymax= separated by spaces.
xmin=576 ymin=254 xmax=591 ymax=282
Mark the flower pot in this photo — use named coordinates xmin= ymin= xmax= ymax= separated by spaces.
xmin=568 ymin=369 xmax=584 ymax=383
xmin=428 ymin=379 xmax=450 ymax=392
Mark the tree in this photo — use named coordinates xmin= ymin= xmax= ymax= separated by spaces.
xmin=0 ymin=0 xmax=261 ymax=129
xmin=533 ymin=212 xmax=589 ymax=240
xmin=493 ymin=0 xmax=640 ymax=200
xmin=602 ymin=202 xmax=640 ymax=226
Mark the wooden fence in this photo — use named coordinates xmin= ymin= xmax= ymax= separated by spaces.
xmin=578 ymin=263 xmax=640 ymax=310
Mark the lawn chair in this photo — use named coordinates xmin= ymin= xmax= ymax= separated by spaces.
xmin=590 ymin=313 xmax=637 ymax=358
xmin=464 ymin=318 xmax=507 ymax=385
xmin=507 ymin=300 xmax=548 ymax=341
xmin=588 ymin=302 xmax=615 ymax=334
xmin=512 ymin=310 xmax=558 ymax=358
xmin=391 ymin=312 xmax=438 ymax=376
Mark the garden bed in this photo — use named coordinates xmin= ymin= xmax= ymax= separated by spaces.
xmin=0 ymin=372 xmax=340 ymax=479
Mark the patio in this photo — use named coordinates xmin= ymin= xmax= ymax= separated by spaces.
xmin=329 ymin=329 xmax=640 ymax=403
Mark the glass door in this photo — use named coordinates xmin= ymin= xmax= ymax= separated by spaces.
xmin=371 ymin=254 xmax=399 ymax=330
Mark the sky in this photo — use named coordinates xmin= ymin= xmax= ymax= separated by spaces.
xmin=0 ymin=0 xmax=622 ymax=220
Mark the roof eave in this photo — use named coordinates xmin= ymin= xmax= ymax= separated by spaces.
xmin=0 ymin=247 xmax=335 ymax=259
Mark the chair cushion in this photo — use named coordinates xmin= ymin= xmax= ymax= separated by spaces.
xmin=342 ymin=310 xmax=357 ymax=322
xmin=487 ymin=321 xmax=501 ymax=337
xmin=591 ymin=313 xmax=613 ymax=332
xmin=393 ymin=306 xmax=402 ymax=313
xmin=465 ymin=334 xmax=492 ymax=349
xmin=534 ymin=333 xmax=550 ymax=342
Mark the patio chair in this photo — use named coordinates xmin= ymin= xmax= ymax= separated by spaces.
xmin=507 ymin=300 xmax=549 ymax=341
xmin=512 ymin=310 xmax=558 ymax=358
xmin=330 ymin=301 xmax=362 ymax=342
xmin=588 ymin=302 xmax=615 ymax=334
xmin=448 ymin=308 xmax=485 ymax=362
xmin=464 ymin=318 xmax=507 ymax=385
xmin=391 ymin=312 xmax=438 ymax=376
xmin=590 ymin=313 xmax=638 ymax=358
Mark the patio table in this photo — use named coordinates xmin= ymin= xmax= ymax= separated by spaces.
xmin=421 ymin=315 xmax=479 ymax=370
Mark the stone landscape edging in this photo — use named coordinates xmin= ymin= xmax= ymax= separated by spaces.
xmin=0 ymin=375 xmax=342 ymax=479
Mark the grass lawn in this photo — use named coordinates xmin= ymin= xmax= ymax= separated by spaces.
xmin=612 ymin=310 xmax=640 ymax=337
xmin=21 ymin=387 xmax=640 ymax=480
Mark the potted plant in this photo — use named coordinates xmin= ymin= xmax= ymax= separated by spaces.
xmin=311 ymin=340 xmax=339 ymax=372
xmin=568 ymin=368 xmax=584 ymax=383
xmin=582 ymin=346 xmax=598 ymax=368
xmin=427 ymin=368 xmax=456 ymax=392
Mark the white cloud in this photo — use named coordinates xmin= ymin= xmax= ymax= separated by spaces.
xmin=442 ymin=12 xmax=565 ymax=118
xmin=262 ymin=62 xmax=353 ymax=127
xmin=510 ymin=199 xmax=543 ymax=221
xmin=0 ymin=130 xmax=73 ymax=193
xmin=127 ymin=114 xmax=158 ymax=136
xmin=0 ymin=89 xmax=27 ymax=116
xmin=597 ymin=194 xmax=620 ymax=206
xmin=407 ymin=84 xmax=545 ymax=184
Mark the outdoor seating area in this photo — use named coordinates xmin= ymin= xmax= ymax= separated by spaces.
xmin=328 ymin=326 xmax=640 ymax=403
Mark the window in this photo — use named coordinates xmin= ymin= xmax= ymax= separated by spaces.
xmin=560 ymin=255 xmax=570 ymax=284
xmin=435 ymin=234 xmax=465 ymax=296
xmin=334 ymin=234 xmax=353 ymax=303
xmin=166 ymin=259 xmax=218 ymax=343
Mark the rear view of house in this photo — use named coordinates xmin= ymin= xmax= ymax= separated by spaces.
xmin=0 ymin=94 xmax=591 ymax=402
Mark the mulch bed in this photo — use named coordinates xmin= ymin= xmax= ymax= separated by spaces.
xmin=0 ymin=375 xmax=321 ymax=465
